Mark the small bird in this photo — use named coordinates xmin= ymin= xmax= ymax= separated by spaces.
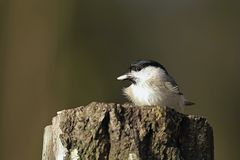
xmin=117 ymin=59 xmax=194 ymax=112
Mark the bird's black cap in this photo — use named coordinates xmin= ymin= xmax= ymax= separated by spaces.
xmin=129 ymin=59 xmax=168 ymax=74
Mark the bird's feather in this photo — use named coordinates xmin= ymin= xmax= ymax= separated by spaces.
xmin=163 ymin=76 xmax=182 ymax=95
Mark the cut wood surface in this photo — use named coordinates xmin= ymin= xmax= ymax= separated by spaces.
xmin=42 ymin=102 xmax=214 ymax=160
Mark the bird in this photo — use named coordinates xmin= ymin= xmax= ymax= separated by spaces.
xmin=117 ymin=59 xmax=194 ymax=112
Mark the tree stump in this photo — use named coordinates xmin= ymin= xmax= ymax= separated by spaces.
xmin=42 ymin=102 xmax=214 ymax=160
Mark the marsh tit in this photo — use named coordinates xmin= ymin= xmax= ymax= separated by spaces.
xmin=117 ymin=59 xmax=194 ymax=112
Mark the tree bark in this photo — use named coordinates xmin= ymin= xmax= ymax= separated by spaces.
xmin=42 ymin=102 xmax=214 ymax=160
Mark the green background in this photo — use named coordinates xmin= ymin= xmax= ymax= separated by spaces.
xmin=0 ymin=0 xmax=239 ymax=160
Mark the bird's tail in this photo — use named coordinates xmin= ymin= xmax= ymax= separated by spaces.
xmin=182 ymin=96 xmax=195 ymax=106
xmin=184 ymin=100 xmax=195 ymax=106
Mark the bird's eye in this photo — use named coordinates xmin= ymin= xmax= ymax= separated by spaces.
xmin=129 ymin=65 xmax=142 ymax=72
xmin=135 ymin=66 xmax=141 ymax=71
xmin=133 ymin=66 xmax=141 ymax=71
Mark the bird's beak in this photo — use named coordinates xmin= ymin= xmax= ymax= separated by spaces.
xmin=117 ymin=73 xmax=136 ymax=84
xmin=117 ymin=73 xmax=132 ymax=81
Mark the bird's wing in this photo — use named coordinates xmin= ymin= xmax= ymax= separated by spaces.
xmin=163 ymin=76 xmax=183 ymax=95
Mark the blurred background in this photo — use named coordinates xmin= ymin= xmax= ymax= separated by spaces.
xmin=0 ymin=0 xmax=239 ymax=160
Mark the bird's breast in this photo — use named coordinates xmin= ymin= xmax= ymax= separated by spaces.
xmin=124 ymin=84 xmax=162 ymax=106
